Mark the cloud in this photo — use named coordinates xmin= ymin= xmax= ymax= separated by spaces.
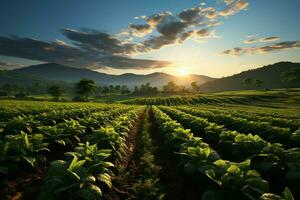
xmin=178 ymin=7 xmax=203 ymax=23
xmin=128 ymin=24 xmax=153 ymax=37
xmin=131 ymin=5 xmax=221 ymax=50
xmin=224 ymin=0 xmax=234 ymax=5
xmin=222 ymin=41 xmax=300 ymax=56
xmin=156 ymin=16 xmax=187 ymax=38
xmin=242 ymin=38 xmax=257 ymax=44
xmin=259 ymin=36 xmax=280 ymax=42
xmin=61 ymin=29 xmax=141 ymax=55
xmin=134 ymin=15 xmax=147 ymax=20
xmin=146 ymin=11 xmax=172 ymax=26
xmin=0 ymin=34 xmax=170 ymax=70
xmin=0 ymin=1 xmax=250 ymax=70
xmin=242 ymin=36 xmax=280 ymax=44
xmin=219 ymin=0 xmax=249 ymax=16
xmin=0 ymin=62 xmax=25 ymax=69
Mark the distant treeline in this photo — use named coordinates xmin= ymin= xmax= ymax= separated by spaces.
xmin=0 ymin=78 xmax=203 ymax=101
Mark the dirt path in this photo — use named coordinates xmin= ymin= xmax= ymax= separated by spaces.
xmin=148 ymin=108 xmax=201 ymax=200
xmin=104 ymin=109 xmax=147 ymax=200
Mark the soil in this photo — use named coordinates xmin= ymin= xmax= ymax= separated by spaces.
xmin=103 ymin=109 xmax=146 ymax=200
xmin=0 ymin=167 xmax=47 ymax=200
xmin=0 ymin=143 xmax=72 ymax=200
xmin=148 ymin=108 xmax=202 ymax=200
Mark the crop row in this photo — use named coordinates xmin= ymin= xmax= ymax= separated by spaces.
xmin=199 ymin=106 xmax=300 ymax=131
xmin=0 ymin=105 xmax=145 ymax=199
xmin=152 ymin=106 xmax=293 ymax=199
xmin=159 ymin=106 xmax=300 ymax=196
xmin=0 ymin=101 xmax=125 ymax=122
xmin=121 ymin=95 xmax=256 ymax=106
xmin=0 ymin=104 xmax=134 ymax=134
xmin=176 ymin=106 xmax=299 ymax=148
xmin=0 ymin=106 xmax=135 ymax=177
xmin=37 ymin=107 xmax=144 ymax=200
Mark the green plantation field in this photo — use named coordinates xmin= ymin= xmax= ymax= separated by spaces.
xmin=0 ymin=96 xmax=299 ymax=200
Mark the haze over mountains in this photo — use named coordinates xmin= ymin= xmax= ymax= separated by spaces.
xmin=0 ymin=62 xmax=299 ymax=91
xmin=10 ymin=63 xmax=215 ymax=87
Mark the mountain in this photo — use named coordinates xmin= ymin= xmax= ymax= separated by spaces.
xmin=199 ymin=62 xmax=300 ymax=92
xmin=0 ymin=70 xmax=47 ymax=85
xmin=11 ymin=63 xmax=215 ymax=87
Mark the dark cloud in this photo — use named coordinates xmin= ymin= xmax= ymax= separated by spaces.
xmin=156 ymin=17 xmax=187 ymax=38
xmin=61 ymin=29 xmax=139 ymax=55
xmin=0 ymin=36 xmax=83 ymax=63
xmin=242 ymin=36 xmax=280 ymax=44
xmin=128 ymin=24 xmax=153 ymax=37
xmin=0 ymin=34 xmax=170 ymax=70
xmin=0 ymin=1 xmax=250 ymax=70
xmin=260 ymin=36 xmax=280 ymax=42
xmin=222 ymin=41 xmax=300 ymax=56
xmin=131 ymin=5 xmax=221 ymax=50
xmin=219 ymin=0 xmax=249 ymax=16
xmin=178 ymin=7 xmax=202 ymax=23
xmin=242 ymin=38 xmax=257 ymax=44
xmin=143 ymin=35 xmax=176 ymax=50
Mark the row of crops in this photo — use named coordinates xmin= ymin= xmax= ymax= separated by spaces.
xmin=0 ymin=100 xmax=299 ymax=199
xmin=0 ymin=101 xmax=146 ymax=199
xmin=120 ymin=95 xmax=263 ymax=106
xmin=153 ymin=105 xmax=299 ymax=199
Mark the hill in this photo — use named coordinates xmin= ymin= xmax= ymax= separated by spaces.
xmin=12 ymin=63 xmax=215 ymax=87
xmin=199 ymin=62 xmax=300 ymax=92
xmin=0 ymin=70 xmax=48 ymax=85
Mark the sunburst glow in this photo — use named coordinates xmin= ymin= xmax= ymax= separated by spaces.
xmin=178 ymin=67 xmax=188 ymax=76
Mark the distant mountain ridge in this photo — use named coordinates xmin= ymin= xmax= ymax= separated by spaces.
xmin=11 ymin=63 xmax=215 ymax=87
xmin=199 ymin=62 xmax=300 ymax=92
xmin=1 ymin=62 xmax=299 ymax=91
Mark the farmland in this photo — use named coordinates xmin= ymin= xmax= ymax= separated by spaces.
xmin=0 ymin=93 xmax=299 ymax=200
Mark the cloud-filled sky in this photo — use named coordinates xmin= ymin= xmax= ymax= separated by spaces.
xmin=0 ymin=0 xmax=299 ymax=77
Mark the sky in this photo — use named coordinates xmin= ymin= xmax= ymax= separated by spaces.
xmin=0 ymin=0 xmax=299 ymax=77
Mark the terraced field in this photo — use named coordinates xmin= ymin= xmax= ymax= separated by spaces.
xmin=0 ymin=100 xmax=299 ymax=200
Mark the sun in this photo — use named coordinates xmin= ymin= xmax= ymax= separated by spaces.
xmin=178 ymin=67 xmax=189 ymax=76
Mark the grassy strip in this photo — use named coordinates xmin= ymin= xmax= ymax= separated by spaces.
xmin=130 ymin=108 xmax=164 ymax=199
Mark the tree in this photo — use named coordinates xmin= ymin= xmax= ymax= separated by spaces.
xmin=108 ymin=85 xmax=114 ymax=93
xmin=133 ymin=86 xmax=139 ymax=95
xmin=48 ymin=85 xmax=64 ymax=100
xmin=131 ymin=83 xmax=158 ymax=95
xmin=254 ymin=79 xmax=263 ymax=89
xmin=163 ymin=81 xmax=179 ymax=93
xmin=115 ymin=85 xmax=121 ymax=93
xmin=191 ymin=82 xmax=200 ymax=93
xmin=282 ymin=68 xmax=300 ymax=87
xmin=75 ymin=79 xmax=97 ymax=101
xmin=243 ymin=77 xmax=253 ymax=88
xmin=102 ymin=86 xmax=109 ymax=94
xmin=1 ymin=84 xmax=14 ymax=95
xmin=121 ymin=85 xmax=130 ymax=94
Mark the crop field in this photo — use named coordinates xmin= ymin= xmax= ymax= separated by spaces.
xmin=0 ymin=98 xmax=299 ymax=200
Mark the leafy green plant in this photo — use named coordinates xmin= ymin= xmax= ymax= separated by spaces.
xmin=39 ymin=151 xmax=114 ymax=200
xmin=88 ymin=127 xmax=126 ymax=161
xmin=0 ymin=131 xmax=49 ymax=172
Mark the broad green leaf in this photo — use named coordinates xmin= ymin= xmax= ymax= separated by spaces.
xmin=282 ymin=187 xmax=295 ymax=200
xmin=227 ymin=165 xmax=241 ymax=174
xmin=97 ymin=173 xmax=112 ymax=188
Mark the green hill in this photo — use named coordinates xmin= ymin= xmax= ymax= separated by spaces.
xmin=200 ymin=62 xmax=300 ymax=92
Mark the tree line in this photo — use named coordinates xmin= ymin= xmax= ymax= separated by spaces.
xmin=48 ymin=79 xmax=203 ymax=101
